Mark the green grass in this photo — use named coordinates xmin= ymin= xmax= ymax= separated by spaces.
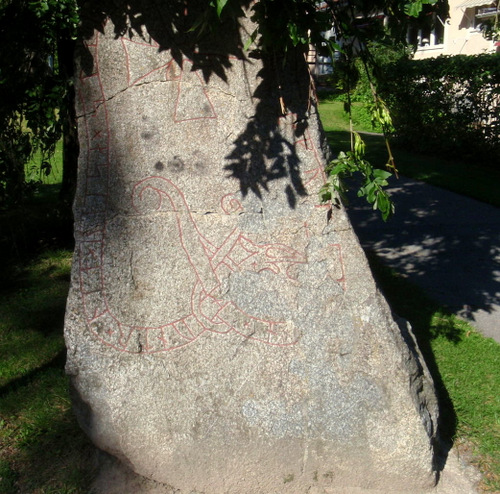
xmin=0 ymin=152 xmax=87 ymax=492
xmin=318 ymin=99 xmax=500 ymax=208
xmin=0 ymin=250 xmax=95 ymax=493
xmin=25 ymin=140 xmax=64 ymax=186
xmin=1 ymin=243 xmax=498 ymax=492
xmin=317 ymin=98 xmax=383 ymax=134
xmin=367 ymin=254 xmax=500 ymax=492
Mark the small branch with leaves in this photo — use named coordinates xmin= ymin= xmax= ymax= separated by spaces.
xmin=320 ymin=131 xmax=395 ymax=222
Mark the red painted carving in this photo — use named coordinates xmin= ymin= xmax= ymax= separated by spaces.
xmin=121 ymin=37 xmax=217 ymax=122
xmin=78 ymin=176 xmax=305 ymax=353
xmin=221 ymin=194 xmax=244 ymax=215
xmin=76 ymin=30 xmax=343 ymax=354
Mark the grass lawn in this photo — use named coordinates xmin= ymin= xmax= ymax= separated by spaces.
xmin=1 ymin=244 xmax=498 ymax=492
xmin=25 ymin=140 xmax=64 ymax=186
xmin=318 ymin=99 xmax=500 ymax=208
xmin=0 ymin=250 xmax=95 ymax=493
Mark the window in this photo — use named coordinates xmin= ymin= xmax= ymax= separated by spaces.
xmin=408 ymin=14 xmax=445 ymax=48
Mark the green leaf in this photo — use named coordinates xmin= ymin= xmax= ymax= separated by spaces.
xmin=373 ymin=169 xmax=392 ymax=181
xmin=377 ymin=191 xmax=388 ymax=212
xmin=319 ymin=186 xmax=332 ymax=202
xmin=216 ymin=0 xmax=229 ymax=17
xmin=405 ymin=0 xmax=423 ymax=17
xmin=404 ymin=0 xmax=436 ymax=16
xmin=353 ymin=132 xmax=365 ymax=159
xmin=366 ymin=184 xmax=376 ymax=203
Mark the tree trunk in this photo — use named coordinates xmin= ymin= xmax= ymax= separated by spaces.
xmin=58 ymin=35 xmax=79 ymax=205
xmin=65 ymin=2 xmax=439 ymax=492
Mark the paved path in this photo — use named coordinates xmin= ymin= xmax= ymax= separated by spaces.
xmin=346 ymin=176 xmax=500 ymax=344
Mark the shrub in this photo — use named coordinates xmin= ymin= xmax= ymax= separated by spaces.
xmin=378 ymin=54 xmax=500 ymax=166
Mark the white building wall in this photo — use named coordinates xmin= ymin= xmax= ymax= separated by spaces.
xmin=413 ymin=0 xmax=498 ymax=59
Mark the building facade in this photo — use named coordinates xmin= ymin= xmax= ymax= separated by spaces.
xmin=412 ymin=0 xmax=499 ymax=59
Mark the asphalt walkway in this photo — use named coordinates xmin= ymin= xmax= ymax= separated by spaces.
xmin=346 ymin=176 xmax=500 ymax=344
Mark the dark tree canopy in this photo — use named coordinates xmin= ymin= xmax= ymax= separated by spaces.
xmin=0 ymin=0 xmax=78 ymax=206
xmin=0 ymin=0 xmax=443 ymax=208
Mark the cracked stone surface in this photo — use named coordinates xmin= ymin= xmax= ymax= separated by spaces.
xmin=65 ymin=6 xmax=443 ymax=493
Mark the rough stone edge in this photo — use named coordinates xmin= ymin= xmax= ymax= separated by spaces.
xmin=89 ymin=445 xmax=481 ymax=494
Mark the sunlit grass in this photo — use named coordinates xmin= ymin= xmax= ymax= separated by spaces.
xmin=1 ymin=246 xmax=498 ymax=491
xmin=318 ymin=99 xmax=500 ymax=490
xmin=434 ymin=326 xmax=500 ymax=491
xmin=317 ymin=98 xmax=382 ymax=134
xmin=318 ymin=99 xmax=500 ymax=208
xmin=25 ymin=140 xmax=63 ymax=186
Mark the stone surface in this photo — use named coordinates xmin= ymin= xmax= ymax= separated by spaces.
xmin=90 ymin=447 xmax=480 ymax=494
xmin=65 ymin=4 xmax=439 ymax=492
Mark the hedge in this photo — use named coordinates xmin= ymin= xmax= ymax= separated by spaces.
xmin=378 ymin=54 xmax=500 ymax=166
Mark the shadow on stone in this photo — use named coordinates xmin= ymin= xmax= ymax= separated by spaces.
xmin=66 ymin=3 xmax=444 ymax=492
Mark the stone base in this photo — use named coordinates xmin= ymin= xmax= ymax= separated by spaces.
xmin=90 ymin=447 xmax=480 ymax=494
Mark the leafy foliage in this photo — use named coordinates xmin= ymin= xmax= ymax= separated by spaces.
xmin=0 ymin=0 xmax=78 ymax=208
xmin=0 ymin=0 xmax=453 ymax=217
xmin=212 ymin=0 xmax=433 ymax=219
xmin=320 ymin=132 xmax=394 ymax=220
xmin=378 ymin=54 xmax=500 ymax=167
